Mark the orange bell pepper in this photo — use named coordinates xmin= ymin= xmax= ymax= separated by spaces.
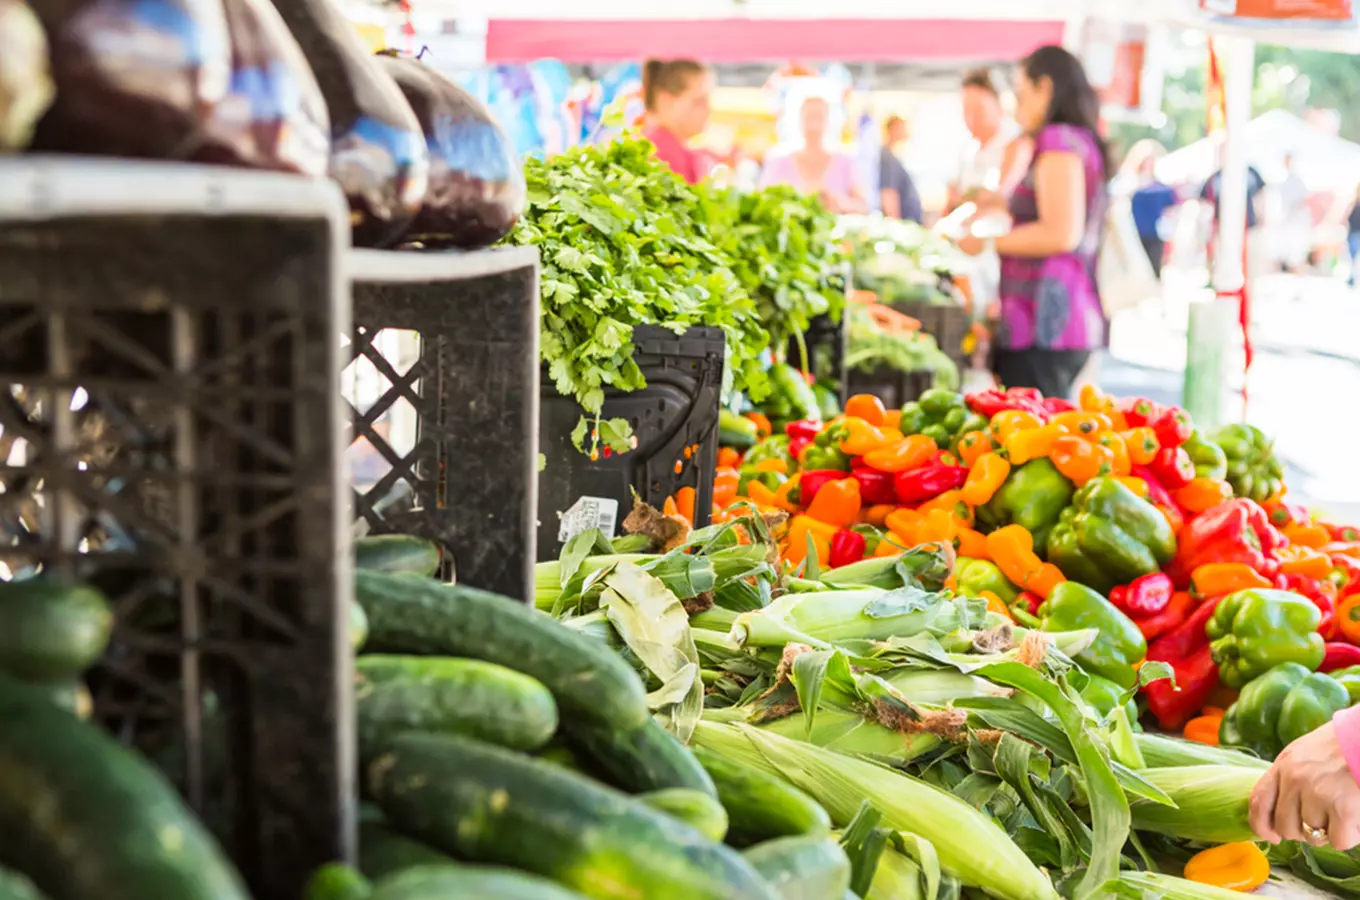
xmin=986 ymin=525 xmax=1046 ymax=595
xmin=806 ymin=477 xmax=860 ymax=528
xmin=1174 ymin=477 xmax=1234 ymax=514
xmin=990 ymin=410 xmax=1044 ymax=442
xmin=1050 ymin=411 xmax=1112 ymax=439
xmin=674 ymin=487 xmax=696 ymax=525
xmin=784 ymin=531 xmax=830 ymax=570
xmin=1284 ymin=522 xmax=1331 ymax=550
xmin=961 ymin=452 xmax=1011 ymax=507
xmin=862 ymin=504 xmax=895 ymax=527
xmin=1183 ymin=843 xmax=1270 ymax=893
xmin=1337 ymin=593 xmax=1360 ymax=644
xmin=844 ymin=394 xmax=887 ymax=427
xmin=714 ymin=467 xmax=740 ymax=509
xmin=743 ymin=411 xmax=772 ymax=438
xmin=786 ymin=514 xmax=839 ymax=546
xmin=1049 ymin=435 xmax=1115 ymax=485
xmin=1114 ymin=476 xmax=1150 ymax=500
xmin=917 ymin=490 xmax=970 ymax=523
xmin=875 ymin=533 xmax=909 ymax=557
xmin=1276 ymin=545 xmax=1333 ymax=580
xmin=1121 ymin=427 xmax=1160 ymax=466
xmin=1182 ymin=714 xmax=1223 ymax=746
xmin=885 ymin=508 xmax=922 ymax=547
xmin=745 ymin=480 xmax=780 ymax=509
xmin=839 ymin=417 xmax=893 ymax=456
xmin=881 ymin=409 xmax=902 ymax=430
xmin=956 ymin=527 xmax=990 ymax=560
xmin=1004 ymin=423 xmax=1062 ymax=465
xmin=956 ymin=430 xmax=995 ymax=466
xmin=717 ymin=446 xmax=742 ymax=469
xmin=773 ymin=473 xmax=802 ymax=512
xmin=1026 ymin=563 xmax=1067 ymax=600
xmin=1078 ymin=383 xmax=1107 ymax=412
xmin=752 ymin=457 xmax=789 ymax=474
xmin=862 ymin=434 xmax=937 ymax=473
xmin=915 ymin=508 xmax=961 ymax=545
xmin=1190 ymin=562 xmax=1273 ymax=598
xmin=978 ymin=590 xmax=1014 ymax=621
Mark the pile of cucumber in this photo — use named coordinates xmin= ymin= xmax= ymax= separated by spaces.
xmin=321 ymin=535 xmax=851 ymax=900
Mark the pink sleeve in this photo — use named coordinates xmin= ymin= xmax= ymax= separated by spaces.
xmin=828 ymin=155 xmax=861 ymax=197
xmin=760 ymin=154 xmax=794 ymax=189
xmin=1334 ymin=705 xmax=1360 ymax=785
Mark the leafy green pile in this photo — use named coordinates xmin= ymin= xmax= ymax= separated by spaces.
xmin=837 ymin=215 xmax=964 ymax=306
xmin=699 ymin=184 xmax=846 ymax=363
xmin=506 ymin=138 xmax=770 ymax=452
xmin=845 ymin=304 xmax=960 ymax=390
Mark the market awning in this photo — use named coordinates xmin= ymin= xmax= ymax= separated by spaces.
xmin=483 ymin=18 xmax=1068 ymax=64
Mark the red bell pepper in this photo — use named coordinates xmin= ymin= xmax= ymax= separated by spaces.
xmin=1119 ymin=396 xmax=1161 ymax=428
xmin=785 ymin=419 xmax=821 ymax=442
xmin=1167 ymin=499 xmax=1280 ymax=588
xmin=1321 ymin=642 xmax=1360 ymax=673
xmin=850 ymin=469 xmax=898 ymax=506
xmin=1135 ymin=590 xmax=1195 ymax=641
xmin=1331 ymin=554 xmax=1360 ymax=593
xmin=894 ymin=464 xmax=968 ymax=505
xmin=799 ymin=470 xmax=850 ymax=506
xmin=1242 ymin=501 xmax=1289 ymax=555
xmin=1325 ymin=521 xmax=1360 ymax=543
xmin=1144 ymin=645 xmax=1221 ymax=732
xmin=1276 ymin=573 xmax=1338 ymax=639
xmin=1149 ymin=595 xmax=1223 ymax=663
xmin=1149 ymin=406 xmax=1193 ymax=449
xmin=829 ymin=528 xmax=867 ymax=569
xmin=1149 ymin=446 xmax=1195 ymax=490
xmin=1041 ymin=397 xmax=1077 ymax=414
xmin=964 ymin=388 xmax=1049 ymax=420
xmin=1120 ymin=572 xmax=1174 ymax=617
xmin=789 ymin=436 xmax=812 ymax=463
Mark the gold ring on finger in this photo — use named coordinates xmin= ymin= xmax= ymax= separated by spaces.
xmin=1304 ymin=822 xmax=1329 ymax=845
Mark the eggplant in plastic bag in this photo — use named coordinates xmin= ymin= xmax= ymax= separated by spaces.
xmin=376 ymin=53 xmax=525 ymax=250
xmin=26 ymin=0 xmax=235 ymax=158
xmin=199 ymin=0 xmax=329 ymax=175
xmin=268 ymin=0 xmax=427 ymax=247
xmin=0 ymin=0 xmax=54 ymax=150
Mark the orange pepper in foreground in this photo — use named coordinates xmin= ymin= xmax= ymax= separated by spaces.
xmin=1339 ymin=594 xmax=1360 ymax=645
xmin=1183 ymin=842 xmax=1270 ymax=893
xmin=772 ymin=473 xmax=801 ymax=512
xmin=1078 ymin=383 xmax=1106 ymax=412
xmin=956 ymin=527 xmax=990 ymax=560
xmin=1050 ymin=435 xmax=1114 ymax=485
xmin=1284 ymin=522 xmax=1332 ymax=550
xmin=806 ymin=477 xmax=861 ymax=528
xmin=1026 ymin=563 xmax=1067 ymax=600
xmin=844 ymin=394 xmax=887 ymax=427
xmin=1275 ymin=544 xmax=1333 ymax=580
xmin=885 ymin=508 xmax=922 ymax=547
xmin=961 ymin=452 xmax=1011 ymax=507
xmin=839 ymin=417 xmax=892 ymax=456
xmin=915 ymin=508 xmax=960 ymax=545
xmin=862 ymin=434 xmax=937 ymax=473
xmin=986 ymin=525 xmax=1045 ymax=595
xmin=717 ymin=446 xmax=741 ymax=469
xmin=745 ymin=480 xmax=779 ymax=509
xmin=1121 ymin=427 xmax=1160 ymax=465
xmin=862 ymin=504 xmax=895 ymax=528
xmin=1051 ymin=411 xmax=1111 ymax=439
xmin=674 ymin=487 xmax=696 ymax=525
xmin=990 ymin=410 xmax=1044 ymax=442
xmin=714 ymin=467 xmax=740 ymax=508
xmin=1004 ymin=423 xmax=1062 ymax=466
xmin=752 ymin=458 xmax=788 ymax=474
xmin=978 ymin=590 xmax=1014 ymax=621
xmin=1113 ymin=476 xmax=1150 ymax=499
xmin=956 ymin=430 xmax=994 ymax=466
xmin=1174 ymin=477 xmax=1234 ymax=514
xmin=1183 ymin=715 xmax=1223 ymax=746
xmin=1190 ymin=562 xmax=1272 ymax=598
xmin=1098 ymin=432 xmax=1132 ymax=476
xmin=881 ymin=409 xmax=902 ymax=430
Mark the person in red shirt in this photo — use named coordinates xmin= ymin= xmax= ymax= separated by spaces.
xmin=641 ymin=59 xmax=714 ymax=185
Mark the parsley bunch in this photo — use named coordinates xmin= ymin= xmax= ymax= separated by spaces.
xmin=507 ymin=138 xmax=769 ymax=454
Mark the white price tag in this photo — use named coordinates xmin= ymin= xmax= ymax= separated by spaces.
xmin=558 ymin=496 xmax=619 ymax=543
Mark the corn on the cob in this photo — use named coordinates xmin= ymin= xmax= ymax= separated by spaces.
xmin=1128 ymin=766 xmax=1262 ymax=843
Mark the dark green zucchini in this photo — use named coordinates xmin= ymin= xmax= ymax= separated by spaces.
xmin=638 ymin=788 xmax=729 ymax=842
xmin=367 ymin=733 xmax=781 ymax=900
xmin=356 ymin=655 xmax=557 ymax=759
xmin=358 ymin=818 xmax=454 ymax=879
xmin=355 ymin=535 xmax=441 ymax=577
xmin=0 ymin=675 xmax=249 ymax=900
xmin=0 ymin=867 xmax=47 ymax=900
xmin=0 ymin=578 xmax=112 ymax=682
xmin=355 ymin=570 xmax=648 ymax=731
xmin=743 ymin=836 xmax=851 ymax=900
xmin=368 ymin=864 xmax=592 ymax=900
xmin=691 ymin=746 xmax=831 ymax=846
xmin=304 ymin=863 xmax=372 ymax=900
xmin=569 ymin=717 xmax=715 ymax=796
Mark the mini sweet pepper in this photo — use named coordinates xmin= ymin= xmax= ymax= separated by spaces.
xmin=1206 ymin=589 xmax=1326 ymax=688
xmin=1039 ymin=581 xmax=1147 ymax=688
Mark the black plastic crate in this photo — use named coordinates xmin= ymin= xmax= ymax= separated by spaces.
xmin=0 ymin=159 xmax=353 ymax=900
xmin=347 ymin=248 xmax=540 ymax=603
xmin=538 ymin=325 xmax=724 ymax=561
xmin=787 ymin=313 xmax=848 ymax=408
xmin=846 ymin=367 xmax=936 ymax=410
xmin=891 ymin=301 xmax=971 ymax=369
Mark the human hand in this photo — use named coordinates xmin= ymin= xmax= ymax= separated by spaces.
xmin=956 ymin=235 xmax=987 ymax=256
xmin=1249 ymin=721 xmax=1360 ymax=850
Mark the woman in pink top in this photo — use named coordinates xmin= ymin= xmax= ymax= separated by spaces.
xmin=760 ymin=96 xmax=866 ymax=214
xmin=1251 ymin=707 xmax=1360 ymax=849
xmin=641 ymin=59 xmax=714 ymax=185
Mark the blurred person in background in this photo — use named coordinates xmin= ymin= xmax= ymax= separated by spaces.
xmin=1276 ymin=153 xmax=1312 ymax=274
xmin=957 ymin=45 xmax=1110 ymax=399
xmin=948 ymin=67 xmax=1031 ymax=211
xmin=1348 ymin=185 xmax=1360 ymax=287
xmin=761 ymin=95 xmax=867 ymax=213
xmin=641 ymin=59 xmax=715 ymax=185
xmin=1128 ymin=150 xmax=1177 ymax=277
xmin=879 ymin=115 xmax=922 ymax=223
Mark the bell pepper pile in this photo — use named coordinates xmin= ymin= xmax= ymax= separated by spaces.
xmin=710 ymin=383 xmax=1360 ymax=756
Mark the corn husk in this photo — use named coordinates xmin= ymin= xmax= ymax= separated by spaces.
xmin=1133 ymin=733 xmax=1270 ymax=771
xmin=1105 ymin=871 xmax=1261 ymax=899
xmin=1128 ymin=766 xmax=1262 ymax=843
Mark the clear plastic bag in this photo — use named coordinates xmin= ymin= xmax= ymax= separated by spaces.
xmin=377 ymin=53 xmax=525 ymax=250
xmin=0 ymin=0 xmax=54 ymax=150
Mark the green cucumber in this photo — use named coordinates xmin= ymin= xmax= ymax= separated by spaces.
xmin=356 ymin=571 xmax=648 ymax=731
xmin=368 ymin=733 xmax=782 ymax=900
xmin=0 ymin=867 xmax=47 ymax=900
xmin=358 ymin=818 xmax=454 ymax=879
xmin=304 ymin=863 xmax=372 ymax=900
xmin=0 ymin=675 xmax=249 ymax=900
xmin=356 ymin=655 xmax=557 ymax=758
xmin=638 ymin=788 xmax=729 ymax=842
xmin=356 ymin=535 xmax=441 ymax=576
xmin=570 ymin=717 xmax=715 ymax=796
xmin=369 ymin=864 xmax=592 ymax=900
xmin=691 ymin=746 xmax=831 ymax=846
xmin=743 ymin=836 xmax=852 ymax=900
xmin=534 ymin=741 xmax=586 ymax=772
xmin=0 ymin=578 xmax=112 ymax=681
xmin=351 ymin=602 xmax=370 ymax=652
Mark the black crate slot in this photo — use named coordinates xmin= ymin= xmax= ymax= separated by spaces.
xmin=846 ymin=367 xmax=936 ymax=410
xmin=538 ymin=325 xmax=725 ymax=561
xmin=889 ymin=301 xmax=971 ymax=370
xmin=348 ymin=247 xmax=540 ymax=603
xmin=787 ymin=313 xmax=848 ymax=408
xmin=0 ymin=157 xmax=353 ymax=900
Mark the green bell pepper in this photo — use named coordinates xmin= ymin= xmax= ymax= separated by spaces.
xmin=1330 ymin=666 xmax=1360 ymax=705
xmin=1219 ymin=662 xmax=1350 ymax=759
xmin=1183 ymin=430 xmax=1228 ymax=481
xmin=975 ymin=459 xmax=1075 ymax=551
xmin=767 ymin=363 xmax=821 ymax=424
xmin=1079 ymin=673 xmax=1139 ymax=723
xmin=800 ymin=443 xmax=850 ymax=472
xmin=744 ymin=435 xmax=795 ymax=471
xmin=899 ymin=402 xmax=928 ymax=436
xmin=719 ymin=409 xmax=759 ymax=450
xmin=1046 ymin=507 xmax=1118 ymax=595
xmin=1039 ymin=582 xmax=1147 ymax=688
xmin=1206 ymin=589 xmax=1326 ymax=689
xmin=918 ymin=389 xmax=965 ymax=420
xmin=738 ymin=469 xmax=788 ymax=494
xmin=954 ymin=557 xmax=1020 ymax=606
xmin=1047 ymin=476 xmax=1177 ymax=588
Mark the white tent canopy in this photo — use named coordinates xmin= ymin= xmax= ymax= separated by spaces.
xmin=1159 ymin=109 xmax=1360 ymax=191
